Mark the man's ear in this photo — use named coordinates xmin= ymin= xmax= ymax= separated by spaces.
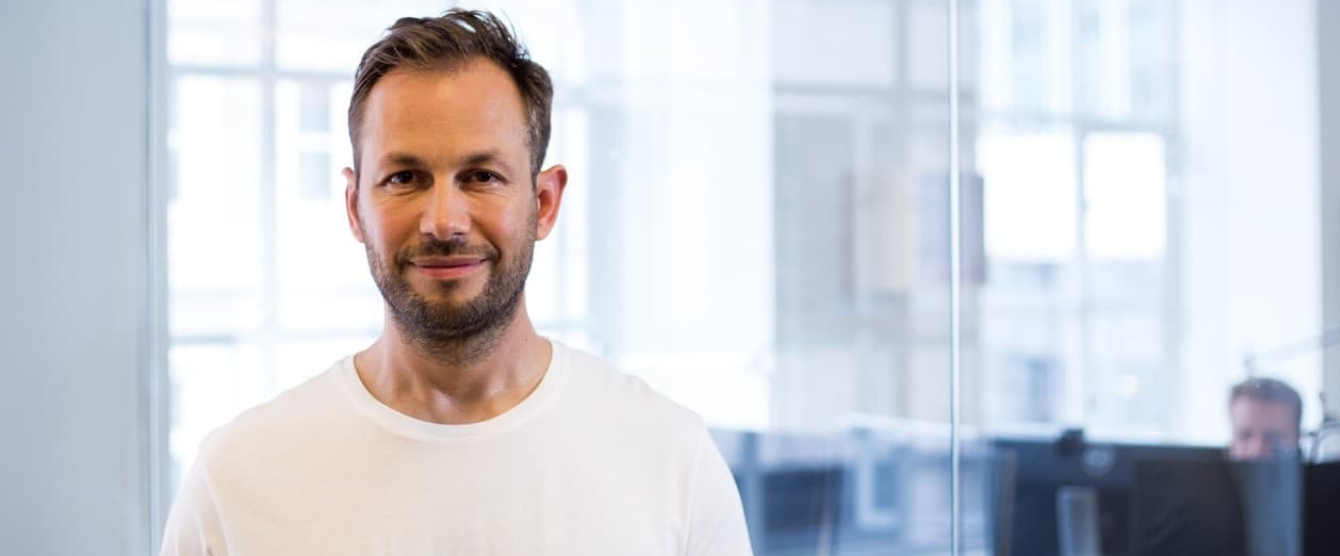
xmin=534 ymin=164 xmax=568 ymax=241
xmin=343 ymin=167 xmax=366 ymax=243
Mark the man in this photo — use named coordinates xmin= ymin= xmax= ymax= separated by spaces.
xmin=1228 ymin=376 xmax=1303 ymax=461
xmin=160 ymin=10 xmax=752 ymax=555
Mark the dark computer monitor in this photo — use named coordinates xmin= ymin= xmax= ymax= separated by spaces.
xmin=1133 ymin=458 xmax=1309 ymax=556
xmin=1303 ymin=461 xmax=1340 ymax=556
xmin=1029 ymin=452 xmax=1340 ymax=556
xmin=991 ymin=435 xmax=1222 ymax=556
xmin=1131 ymin=459 xmax=1251 ymax=556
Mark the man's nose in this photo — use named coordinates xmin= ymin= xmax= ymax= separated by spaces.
xmin=1244 ymin=437 xmax=1270 ymax=458
xmin=420 ymin=183 xmax=470 ymax=240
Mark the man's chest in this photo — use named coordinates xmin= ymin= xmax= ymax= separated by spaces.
xmin=212 ymin=446 xmax=689 ymax=556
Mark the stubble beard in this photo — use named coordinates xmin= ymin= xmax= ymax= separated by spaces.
xmin=366 ymin=224 xmax=535 ymax=366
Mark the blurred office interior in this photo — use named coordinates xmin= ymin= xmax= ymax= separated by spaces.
xmin=5 ymin=0 xmax=1340 ymax=554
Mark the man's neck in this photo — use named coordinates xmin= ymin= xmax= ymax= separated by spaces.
xmin=353 ymin=306 xmax=552 ymax=425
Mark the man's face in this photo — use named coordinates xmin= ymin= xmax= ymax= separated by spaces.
xmin=1229 ymin=397 xmax=1300 ymax=461
xmin=343 ymin=59 xmax=565 ymax=343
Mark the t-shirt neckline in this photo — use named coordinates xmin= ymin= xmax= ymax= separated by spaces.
xmin=338 ymin=340 xmax=567 ymax=442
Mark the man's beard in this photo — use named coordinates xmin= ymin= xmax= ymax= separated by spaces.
xmin=365 ymin=225 xmax=535 ymax=364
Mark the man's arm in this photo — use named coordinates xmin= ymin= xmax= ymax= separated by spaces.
xmin=684 ymin=428 xmax=754 ymax=556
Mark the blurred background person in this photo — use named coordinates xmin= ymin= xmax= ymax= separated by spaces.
xmin=1229 ymin=377 xmax=1303 ymax=461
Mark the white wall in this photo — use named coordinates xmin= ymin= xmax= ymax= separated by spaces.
xmin=1178 ymin=0 xmax=1323 ymax=442
xmin=0 ymin=1 xmax=153 ymax=554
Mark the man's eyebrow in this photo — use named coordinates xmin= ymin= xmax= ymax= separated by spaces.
xmin=371 ymin=150 xmax=522 ymax=176
xmin=460 ymin=150 xmax=517 ymax=173
xmin=376 ymin=152 xmax=429 ymax=169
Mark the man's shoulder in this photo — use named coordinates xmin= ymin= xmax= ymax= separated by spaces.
xmin=557 ymin=343 xmax=706 ymax=437
xmin=195 ymin=358 xmax=350 ymax=465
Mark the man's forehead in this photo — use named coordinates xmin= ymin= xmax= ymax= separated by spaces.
xmin=1231 ymin=397 xmax=1295 ymax=418
xmin=358 ymin=63 xmax=529 ymax=165
xmin=366 ymin=63 xmax=525 ymax=122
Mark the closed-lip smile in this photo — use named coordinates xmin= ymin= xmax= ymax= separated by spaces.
xmin=409 ymin=256 xmax=485 ymax=279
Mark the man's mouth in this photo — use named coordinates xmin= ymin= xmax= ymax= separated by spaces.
xmin=408 ymin=256 xmax=486 ymax=280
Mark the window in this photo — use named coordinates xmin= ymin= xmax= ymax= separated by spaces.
xmin=972 ymin=0 xmax=1182 ymax=438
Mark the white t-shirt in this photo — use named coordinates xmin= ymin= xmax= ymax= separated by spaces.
xmin=160 ymin=341 xmax=753 ymax=556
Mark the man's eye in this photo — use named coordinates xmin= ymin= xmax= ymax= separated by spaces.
xmin=469 ymin=171 xmax=500 ymax=183
xmin=388 ymin=171 xmax=416 ymax=185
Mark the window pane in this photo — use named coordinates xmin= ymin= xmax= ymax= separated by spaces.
xmin=978 ymin=127 xmax=1077 ymax=262
xmin=275 ymin=0 xmax=451 ymax=73
xmin=977 ymin=0 xmax=1074 ymax=113
xmin=1075 ymin=0 xmax=1177 ymax=119
xmin=1086 ymin=310 xmax=1167 ymax=432
xmin=1083 ymin=131 xmax=1166 ymax=261
xmin=168 ymin=76 xmax=265 ymax=337
xmin=275 ymin=338 xmax=375 ymax=392
xmin=273 ymin=78 xmax=382 ymax=334
xmin=168 ymin=0 xmax=263 ymax=67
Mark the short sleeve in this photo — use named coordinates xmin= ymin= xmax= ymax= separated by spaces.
xmin=684 ymin=428 xmax=754 ymax=556
xmin=159 ymin=456 xmax=228 ymax=556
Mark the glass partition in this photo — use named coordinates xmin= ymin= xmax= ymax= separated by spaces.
xmin=160 ymin=0 xmax=1338 ymax=554
xmin=968 ymin=1 xmax=1333 ymax=556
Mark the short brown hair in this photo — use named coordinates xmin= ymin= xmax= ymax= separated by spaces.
xmin=348 ymin=9 xmax=554 ymax=176
xmin=1231 ymin=377 xmax=1303 ymax=428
